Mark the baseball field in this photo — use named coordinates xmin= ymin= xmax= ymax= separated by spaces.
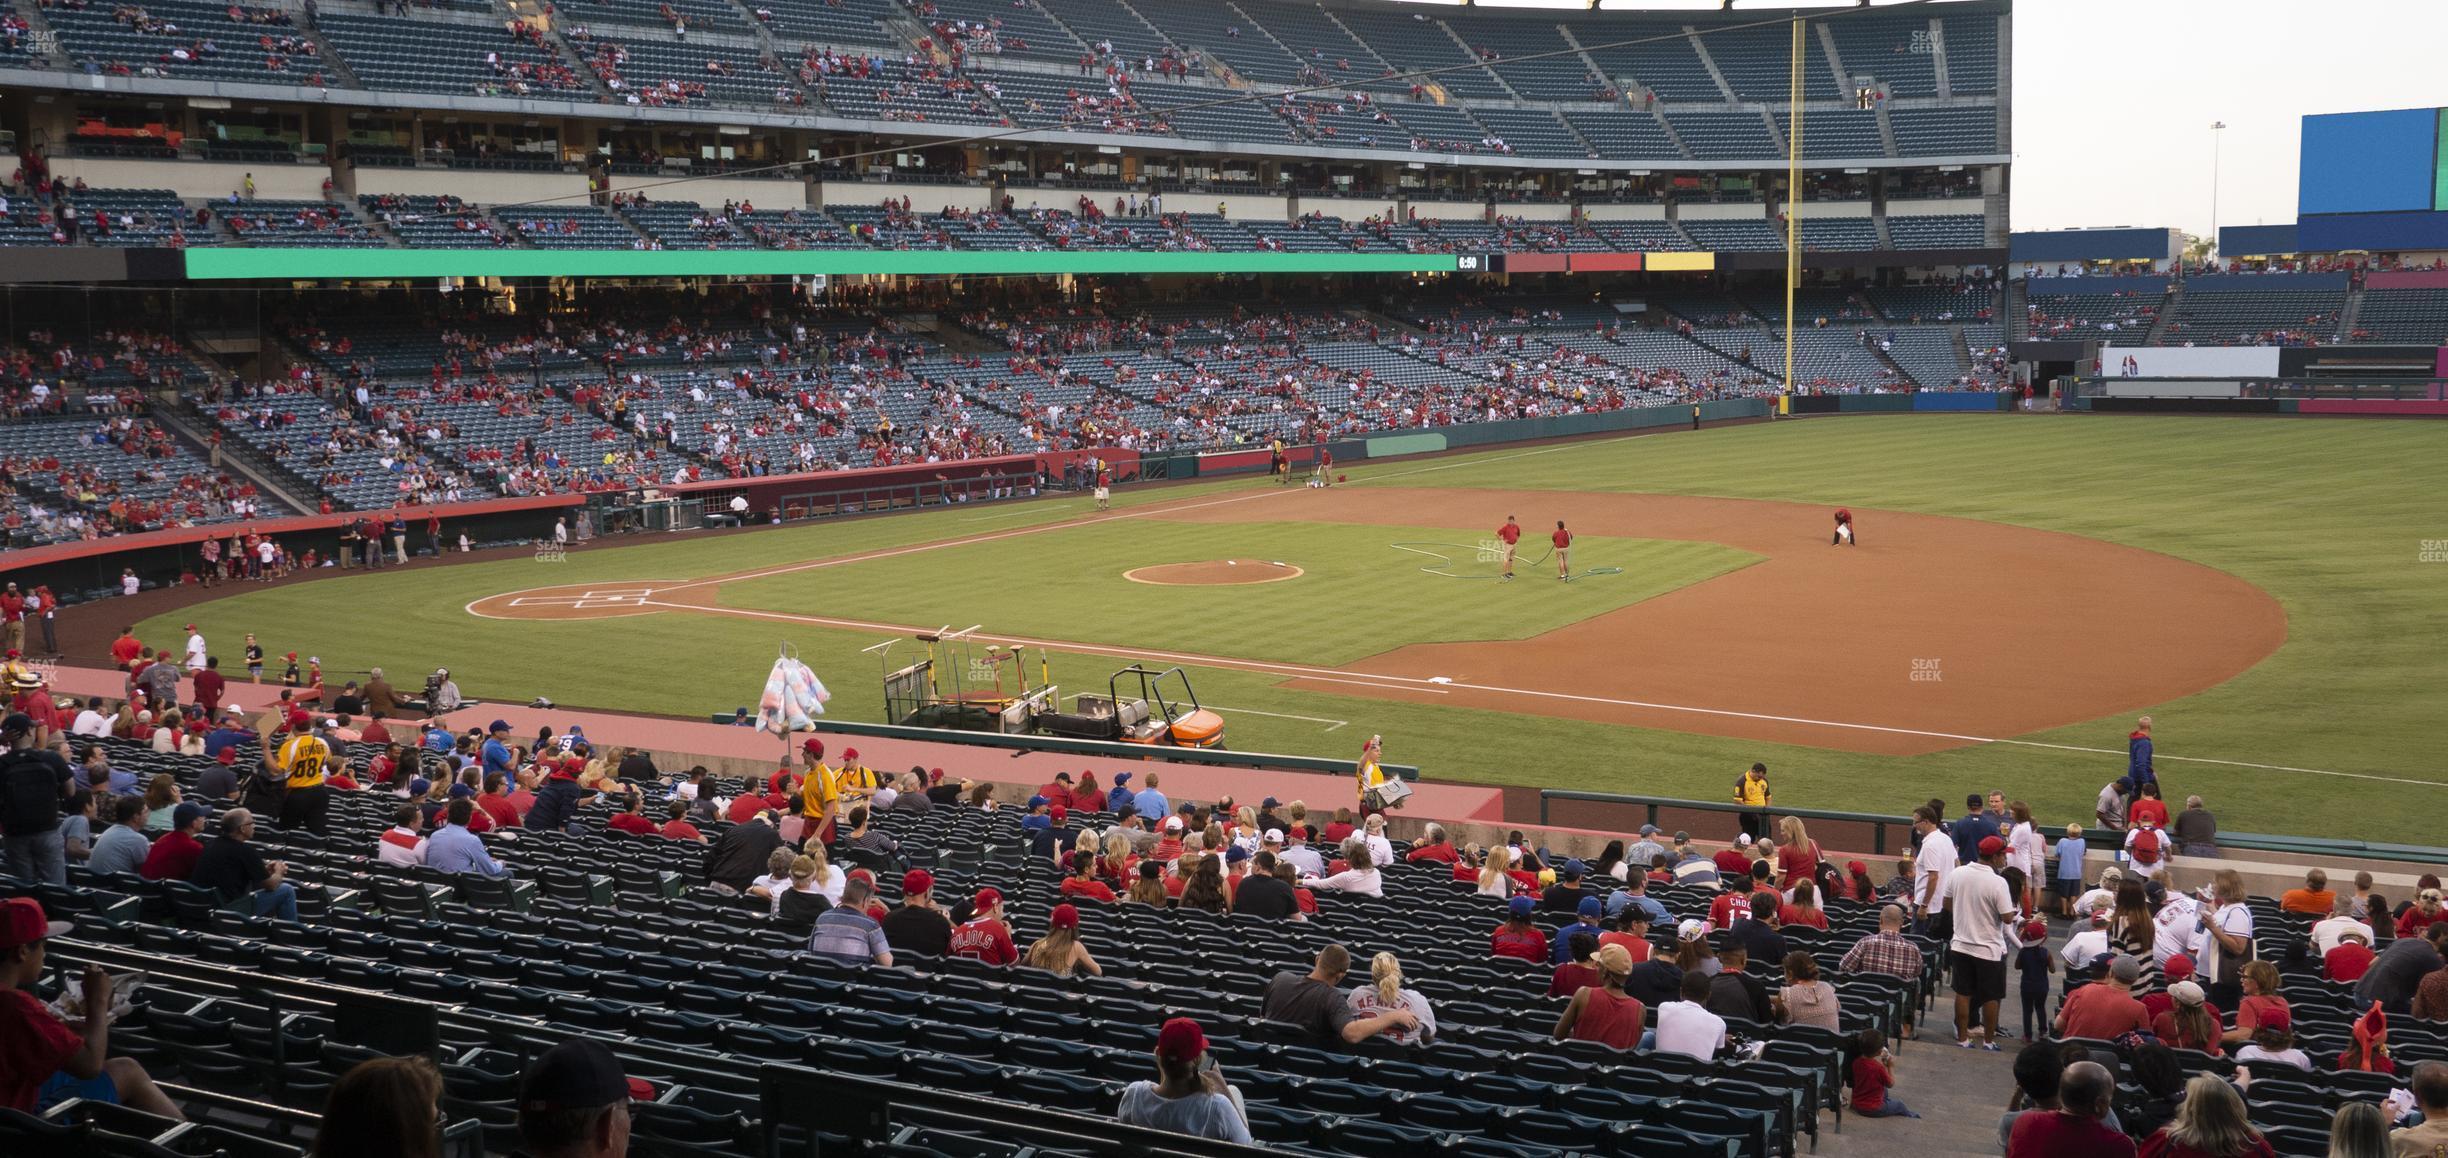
xmin=137 ymin=414 xmax=2448 ymax=843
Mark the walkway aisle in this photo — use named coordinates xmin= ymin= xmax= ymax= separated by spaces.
xmin=1815 ymin=972 xmax=2020 ymax=1158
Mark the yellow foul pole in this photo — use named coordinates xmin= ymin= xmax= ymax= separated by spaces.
xmin=1783 ymin=16 xmax=1804 ymax=399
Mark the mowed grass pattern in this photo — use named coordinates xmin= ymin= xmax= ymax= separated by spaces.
xmin=141 ymin=416 xmax=2448 ymax=842
xmin=716 ymin=520 xmax=1757 ymax=667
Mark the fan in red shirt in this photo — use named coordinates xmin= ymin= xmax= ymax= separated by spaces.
xmin=1060 ymin=851 xmax=1118 ymax=903
xmin=605 ymin=790 xmax=657 ymax=836
xmin=1491 ymin=896 xmax=1549 ymax=963
xmin=947 ymin=888 xmax=1017 ymax=965
xmin=658 ymin=801 xmax=704 ymax=842
xmin=110 ymin=629 xmax=145 ymax=669
xmin=727 ymin=780 xmax=789 ymax=824
xmin=1550 ymin=520 xmax=1573 ymax=580
xmin=1494 ymin=515 xmax=1523 ymax=580
xmin=1404 ymin=825 xmax=1458 ymax=863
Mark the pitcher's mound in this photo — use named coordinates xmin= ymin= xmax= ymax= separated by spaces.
xmin=1123 ymin=559 xmax=1304 ymax=586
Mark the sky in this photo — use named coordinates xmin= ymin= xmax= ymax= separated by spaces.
xmin=2008 ymin=0 xmax=2448 ymax=236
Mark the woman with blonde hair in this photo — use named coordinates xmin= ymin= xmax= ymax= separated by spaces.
xmin=1347 ymin=952 xmax=1435 ymax=1044
xmin=1099 ymin=829 xmax=1135 ymax=882
xmin=2325 ymin=1102 xmax=2391 ymax=1158
xmin=1773 ymin=815 xmax=1820 ymax=885
xmin=1478 ymin=845 xmax=1516 ymax=898
xmin=2140 ymin=1074 xmax=2270 ymax=1158
xmin=1023 ymin=903 xmax=1102 ymax=977
xmin=792 ymin=840 xmax=845 ymax=904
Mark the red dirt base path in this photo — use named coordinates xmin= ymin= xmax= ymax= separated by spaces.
xmin=1155 ymin=488 xmax=2287 ymax=756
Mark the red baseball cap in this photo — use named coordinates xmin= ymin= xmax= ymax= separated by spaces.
xmin=2258 ymin=1006 xmax=2292 ymax=1034
xmin=1155 ymin=1017 xmax=1207 ymax=1065
xmin=1050 ymin=903 xmax=1079 ymax=930
xmin=0 ymin=897 xmax=70 ymax=951
xmin=2163 ymin=954 xmax=2196 ymax=982
xmin=1977 ymin=836 xmax=2007 ymax=858
xmin=903 ymin=869 xmax=934 ymax=896
xmin=973 ymin=887 xmax=1002 ymax=913
xmin=802 ymin=738 xmax=824 ymax=760
xmin=841 ymin=748 xmax=859 ymax=762
xmin=1051 ymin=805 xmax=1068 ymax=823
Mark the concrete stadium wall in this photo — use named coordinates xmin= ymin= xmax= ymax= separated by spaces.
xmin=1886 ymin=197 xmax=1985 ymax=217
xmin=1202 ymin=193 xmax=1292 ymax=222
xmin=1404 ymin=199 xmax=1490 ymax=222
xmin=606 ymin=174 xmax=807 ymax=208
xmin=357 ymin=168 xmax=589 ymax=205
xmin=1677 ymin=202 xmax=1769 ymax=221
xmin=53 ymin=157 xmax=327 ymax=201
xmin=1799 ymin=200 xmax=1872 ymax=219
xmin=821 ymin=181 xmax=991 ymax=213
xmin=1583 ymin=204 xmax=1668 ymax=222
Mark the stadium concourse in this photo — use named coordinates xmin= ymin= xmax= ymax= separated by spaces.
xmin=5 ymin=637 xmax=2448 ymax=1157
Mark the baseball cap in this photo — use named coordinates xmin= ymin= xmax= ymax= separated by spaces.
xmin=0 ymin=897 xmax=70 ymax=951
xmin=1737 ymin=832 xmax=1752 ymax=845
xmin=1261 ymin=796 xmax=1280 ymax=809
xmin=973 ymin=887 xmax=1002 ymax=912
xmin=1594 ymin=943 xmax=1634 ymax=974
xmin=1577 ymin=896 xmax=1603 ymax=919
xmin=1263 ymin=828 xmax=1284 ymax=843
xmin=1846 ymin=860 xmax=1868 ymax=875
xmin=1027 ymin=795 xmax=1050 ymax=810
xmin=1162 ymin=816 xmax=1183 ymax=832
xmin=1113 ymin=772 xmax=1131 ymax=786
xmin=184 ymin=623 xmax=196 ymax=631
xmin=1507 ymin=895 xmax=1536 ymax=918
xmin=2109 ymin=955 xmax=2142 ymax=984
xmin=1224 ymin=845 xmax=1250 ymax=864
xmin=841 ymin=748 xmax=859 ymax=762
xmin=1677 ymin=918 xmax=1709 ymax=942
xmin=2163 ymin=954 xmax=2196 ymax=982
xmin=1049 ymin=903 xmax=1079 ymax=930
xmin=1977 ymin=835 xmax=2007 ymax=858
xmin=1155 ymin=1017 xmax=1207 ymax=1065
xmin=2020 ymin=918 xmax=2048 ymax=943
xmin=1051 ymin=805 xmax=1068 ymax=824
xmin=1562 ymin=858 xmax=1587 ymax=877
xmin=448 ymin=782 xmax=476 ymax=799
xmin=489 ymin=719 xmax=511 ymax=733
xmin=172 ymin=802 xmax=208 ymax=830
xmin=2168 ymin=980 xmax=2206 ymax=1007
xmin=517 ymin=1039 xmax=641 ymax=1115
xmin=2258 ymin=1005 xmax=2292 ymax=1033
xmin=903 ymin=869 xmax=934 ymax=896
xmin=801 ymin=738 xmax=824 ymax=759
xmin=216 ymin=747 xmax=238 ymax=766
xmin=1638 ymin=824 xmax=1660 ymax=836
xmin=0 ymin=713 xmax=33 ymax=740
xmin=408 ymin=777 xmax=431 ymax=796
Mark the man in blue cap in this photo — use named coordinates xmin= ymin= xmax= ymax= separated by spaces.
xmin=1541 ymin=857 xmax=1596 ymax=914
xmin=480 ymin=721 xmax=517 ymax=779
xmin=1552 ymin=895 xmax=1607 ymax=964
xmin=1105 ymin=772 xmax=1134 ymax=814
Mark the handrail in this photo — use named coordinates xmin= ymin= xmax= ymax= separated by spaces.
xmin=1536 ymin=789 xmax=2448 ymax=867
xmin=748 ymin=717 xmax=1421 ymax=782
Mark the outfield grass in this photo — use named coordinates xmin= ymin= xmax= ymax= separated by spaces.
xmin=140 ymin=415 xmax=2448 ymax=843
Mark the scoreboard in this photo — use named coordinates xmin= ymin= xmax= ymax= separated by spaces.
xmin=2298 ymin=107 xmax=2448 ymax=217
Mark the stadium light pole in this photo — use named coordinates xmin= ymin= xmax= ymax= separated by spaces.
xmin=2208 ymin=121 xmax=2227 ymax=260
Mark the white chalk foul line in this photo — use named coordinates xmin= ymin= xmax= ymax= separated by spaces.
xmin=1202 ymin=705 xmax=1350 ymax=732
